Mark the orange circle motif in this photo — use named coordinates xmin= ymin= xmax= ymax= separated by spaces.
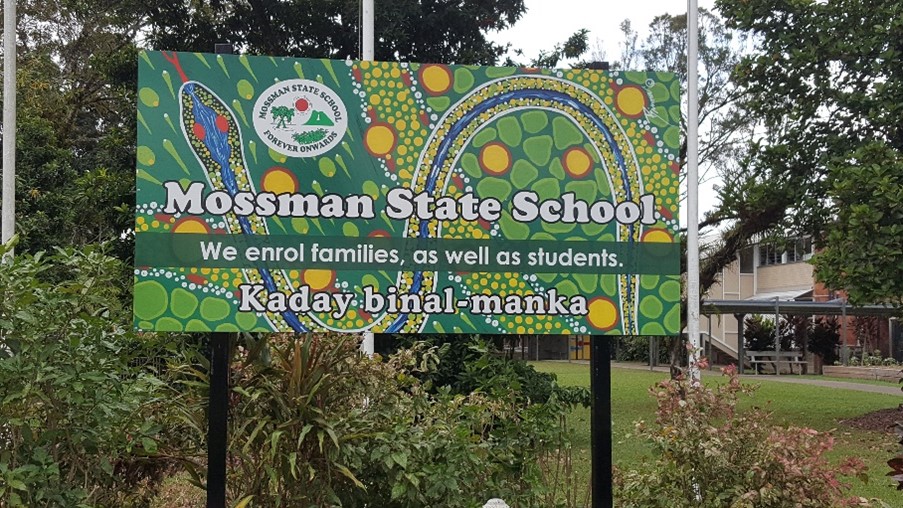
xmin=261 ymin=167 xmax=299 ymax=194
xmin=419 ymin=65 xmax=452 ymax=95
xmin=479 ymin=142 xmax=512 ymax=176
xmin=302 ymin=269 xmax=335 ymax=291
xmin=364 ymin=123 xmax=397 ymax=157
xmin=586 ymin=297 xmax=619 ymax=331
xmin=563 ymin=147 xmax=593 ymax=179
xmin=615 ymin=85 xmax=648 ymax=118
xmin=642 ymin=228 xmax=673 ymax=243
xmin=172 ymin=217 xmax=210 ymax=234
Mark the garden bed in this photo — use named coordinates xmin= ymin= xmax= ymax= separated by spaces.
xmin=821 ymin=365 xmax=902 ymax=382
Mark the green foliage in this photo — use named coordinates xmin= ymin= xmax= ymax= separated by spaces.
xmin=143 ymin=0 xmax=526 ymax=65
xmin=395 ymin=336 xmax=589 ymax=406
xmin=9 ymin=4 xmax=140 ymax=259
xmin=614 ymin=336 xmax=672 ymax=364
xmin=614 ymin=367 xmax=868 ymax=507
xmin=0 ymin=245 xmax=174 ymax=507
xmin=168 ymin=335 xmax=588 ymax=507
xmin=812 ymin=144 xmax=903 ymax=305
xmin=521 ymin=29 xmax=590 ymax=69
xmin=743 ymin=314 xmax=812 ymax=356
xmin=717 ymin=0 xmax=903 ymax=302
xmin=808 ymin=317 xmax=841 ymax=366
xmin=742 ymin=315 xmax=783 ymax=351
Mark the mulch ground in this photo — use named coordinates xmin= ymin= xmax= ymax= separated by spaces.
xmin=841 ymin=405 xmax=903 ymax=433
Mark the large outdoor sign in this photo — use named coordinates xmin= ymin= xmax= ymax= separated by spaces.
xmin=134 ymin=51 xmax=681 ymax=335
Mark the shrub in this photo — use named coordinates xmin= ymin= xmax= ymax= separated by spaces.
xmin=743 ymin=315 xmax=797 ymax=352
xmin=614 ymin=366 xmax=868 ymax=507
xmin=169 ymin=334 xmax=589 ymax=507
xmin=809 ymin=317 xmax=841 ymax=366
xmin=613 ymin=335 xmax=672 ymax=364
xmin=743 ymin=314 xmax=778 ymax=351
xmin=394 ymin=335 xmax=586 ymax=406
xmin=0 ymin=243 xmax=173 ymax=507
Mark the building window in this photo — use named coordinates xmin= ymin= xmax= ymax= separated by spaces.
xmin=739 ymin=246 xmax=754 ymax=273
xmin=758 ymin=237 xmax=813 ymax=266
xmin=759 ymin=243 xmax=782 ymax=266
xmin=790 ymin=237 xmax=813 ymax=262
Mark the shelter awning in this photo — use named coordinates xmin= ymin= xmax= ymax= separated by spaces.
xmin=702 ymin=299 xmax=898 ymax=317
xmin=744 ymin=289 xmax=813 ymax=301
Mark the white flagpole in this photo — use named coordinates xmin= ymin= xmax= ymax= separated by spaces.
xmin=360 ymin=0 xmax=375 ymax=356
xmin=687 ymin=0 xmax=701 ymax=382
xmin=362 ymin=0 xmax=374 ymax=61
xmin=2 ymin=0 xmax=15 ymax=261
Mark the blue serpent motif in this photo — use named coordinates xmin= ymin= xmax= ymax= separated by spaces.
xmin=386 ymin=84 xmax=636 ymax=333
xmin=185 ymin=83 xmax=309 ymax=332
xmin=182 ymin=78 xmax=637 ymax=335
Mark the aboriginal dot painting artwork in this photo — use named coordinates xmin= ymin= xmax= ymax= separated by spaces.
xmin=134 ymin=51 xmax=681 ymax=335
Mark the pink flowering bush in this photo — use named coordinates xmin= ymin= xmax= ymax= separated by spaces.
xmin=614 ymin=366 xmax=869 ymax=507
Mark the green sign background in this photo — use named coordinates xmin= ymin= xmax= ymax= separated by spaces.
xmin=134 ymin=51 xmax=681 ymax=335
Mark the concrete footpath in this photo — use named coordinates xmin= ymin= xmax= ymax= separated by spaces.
xmin=609 ymin=361 xmax=903 ymax=396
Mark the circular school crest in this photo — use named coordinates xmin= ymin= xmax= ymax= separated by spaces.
xmin=253 ymin=79 xmax=348 ymax=157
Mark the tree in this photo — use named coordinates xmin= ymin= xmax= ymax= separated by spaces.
xmin=515 ymin=29 xmax=589 ymax=69
xmin=715 ymin=0 xmax=903 ymax=305
xmin=613 ymin=9 xmax=751 ymax=181
xmin=3 ymin=0 xmax=531 ymax=258
xmin=2 ymin=0 xmax=143 ymax=257
xmin=141 ymin=0 xmax=526 ymax=64
xmin=811 ymin=143 xmax=903 ymax=306
xmin=597 ymin=10 xmax=760 ymax=370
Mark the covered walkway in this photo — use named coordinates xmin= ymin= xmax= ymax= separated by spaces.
xmin=702 ymin=299 xmax=899 ymax=374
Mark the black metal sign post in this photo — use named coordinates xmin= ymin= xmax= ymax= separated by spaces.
xmin=206 ymin=44 xmax=234 ymax=508
xmin=591 ymin=335 xmax=613 ymax=508
xmin=207 ymin=332 xmax=230 ymax=508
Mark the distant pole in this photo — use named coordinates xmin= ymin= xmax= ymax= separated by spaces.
xmin=2 ymin=0 xmax=15 ymax=260
xmin=686 ymin=0 xmax=701 ymax=381
xmin=841 ymin=299 xmax=848 ymax=365
xmin=360 ymin=0 xmax=375 ymax=355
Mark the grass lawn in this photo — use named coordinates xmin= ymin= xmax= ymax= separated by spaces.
xmin=533 ymin=361 xmax=903 ymax=506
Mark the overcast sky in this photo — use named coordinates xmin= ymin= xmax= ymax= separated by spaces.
xmin=492 ymin=0 xmax=717 ymax=64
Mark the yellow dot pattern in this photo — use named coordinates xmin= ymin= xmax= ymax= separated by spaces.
xmin=145 ymin=61 xmax=679 ymax=336
xmin=178 ymin=82 xmax=327 ymax=332
xmin=406 ymin=75 xmax=647 ymax=332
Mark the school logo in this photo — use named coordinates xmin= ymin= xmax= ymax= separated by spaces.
xmin=253 ymin=79 xmax=348 ymax=157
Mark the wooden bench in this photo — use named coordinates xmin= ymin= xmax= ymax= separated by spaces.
xmin=746 ymin=350 xmax=807 ymax=375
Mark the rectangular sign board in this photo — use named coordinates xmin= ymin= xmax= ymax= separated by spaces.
xmin=134 ymin=51 xmax=681 ymax=335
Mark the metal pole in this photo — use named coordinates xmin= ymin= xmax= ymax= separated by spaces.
xmin=207 ymin=333 xmax=230 ymax=508
xmin=841 ymin=299 xmax=848 ymax=365
xmin=774 ymin=297 xmax=780 ymax=375
xmin=362 ymin=0 xmax=375 ymax=61
xmin=736 ymin=313 xmax=746 ymax=375
xmin=686 ymin=0 xmax=701 ymax=382
xmin=206 ymin=43 xmax=232 ymax=508
xmin=649 ymin=337 xmax=654 ymax=370
xmin=889 ymin=318 xmax=894 ymax=361
xmin=359 ymin=0 xmax=376 ymax=356
xmin=2 ymin=0 xmax=16 ymax=260
xmin=591 ymin=336 xmax=613 ymax=508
